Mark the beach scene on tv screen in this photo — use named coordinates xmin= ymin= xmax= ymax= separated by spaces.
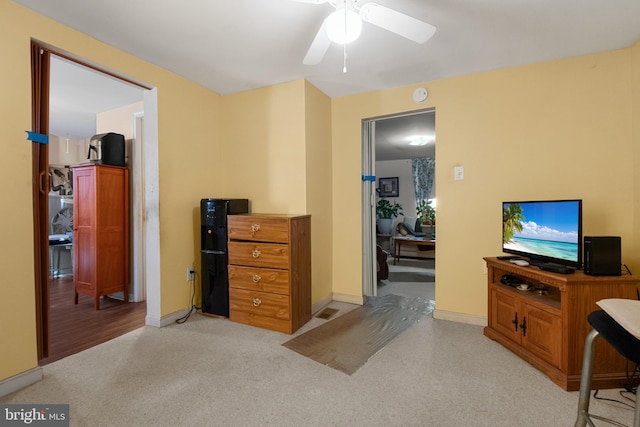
xmin=503 ymin=201 xmax=579 ymax=262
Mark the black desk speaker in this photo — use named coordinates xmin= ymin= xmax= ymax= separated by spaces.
xmin=584 ymin=236 xmax=621 ymax=276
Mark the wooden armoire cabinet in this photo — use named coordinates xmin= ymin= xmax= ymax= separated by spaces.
xmin=72 ymin=164 xmax=129 ymax=309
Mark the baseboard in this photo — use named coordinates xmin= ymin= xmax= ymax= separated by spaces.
xmin=145 ymin=309 xmax=191 ymax=327
xmin=434 ymin=309 xmax=487 ymax=326
xmin=0 ymin=367 xmax=43 ymax=398
xmin=312 ymin=294 xmax=335 ymax=315
xmin=331 ymin=292 xmax=364 ymax=306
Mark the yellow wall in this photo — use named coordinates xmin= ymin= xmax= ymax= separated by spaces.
xmin=332 ymin=48 xmax=637 ymax=319
xmin=220 ymin=80 xmax=333 ymax=305
xmin=632 ymin=40 xmax=640 ymax=268
xmin=1 ymin=0 xmax=48 ymax=381
xmin=154 ymin=79 xmax=227 ymax=315
xmin=304 ymin=81 xmax=333 ymax=304
xmin=221 ymin=80 xmax=307 ymax=213
xmin=96 ymin=101 xmax=144 ymax=139
xmin=0 ymin=0 xmax=226 ymax=381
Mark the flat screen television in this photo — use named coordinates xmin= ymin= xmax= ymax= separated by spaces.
xmin=502 ymin=199 xmax=583 ymax=269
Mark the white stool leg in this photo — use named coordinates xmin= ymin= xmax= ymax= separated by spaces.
xmin=634 ymin=386 xmax=640 ymax=427
xmin=575 ymin=329 xmax=599 ymax=427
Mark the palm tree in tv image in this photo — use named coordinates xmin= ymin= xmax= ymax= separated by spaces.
xmin=503 ymin=203 xmax=525 ymax=244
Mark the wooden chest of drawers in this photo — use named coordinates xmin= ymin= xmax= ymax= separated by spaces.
xmin=227 ymin=214 xmax=311 ymax=334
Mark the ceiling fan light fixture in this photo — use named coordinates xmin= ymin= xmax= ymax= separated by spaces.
xmin=325 ymin=9 xmax=362 ymax=44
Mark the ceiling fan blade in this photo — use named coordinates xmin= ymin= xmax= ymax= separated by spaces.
xmin=289 ymin=0 xmax=329 ymax=4
xmin=359 ymin=3 xmax=436 ymax=44
xmin=303 ymin=19 xmax=332 ymax=65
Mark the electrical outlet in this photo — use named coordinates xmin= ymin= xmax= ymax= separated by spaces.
xmin=187 ymin=267 xmax=195 ymax=281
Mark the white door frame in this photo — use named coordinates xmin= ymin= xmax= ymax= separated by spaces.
xmin=131 ymin=112 xmax=145 ymax=302
xmin=362 ymin=119 xmax=377 ymax=296
xmin=361 ymin=109 xmax=436 ymax=298
xmin=141 ymin=88 xmax=161 ymax=326
xmin=42 ymin=52 xmax=162 ymax=345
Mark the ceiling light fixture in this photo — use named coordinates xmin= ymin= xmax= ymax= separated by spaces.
xmin=323 ymin=0 xmax=362 ymax=73
xmin=325 ymin=7 xmax=362 ymax=44
xmin=409 ymin=137 xmax=430 ymax=146
xmin=300 ymin=0 xmax=437 ymax=68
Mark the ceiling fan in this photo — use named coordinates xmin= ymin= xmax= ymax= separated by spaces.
xmin=292 ymin=0 xmax=436 ymax=66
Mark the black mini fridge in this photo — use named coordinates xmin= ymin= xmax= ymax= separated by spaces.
xmin=200 ymin=198 xmax=249 ymax=316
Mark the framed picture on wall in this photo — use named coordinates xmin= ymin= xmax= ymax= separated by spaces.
xmin=378 ymin=177 xmax=399 ymax=197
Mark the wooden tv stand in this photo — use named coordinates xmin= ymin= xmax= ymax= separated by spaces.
xmin=483 ymin=257 xmax=640 ymax=391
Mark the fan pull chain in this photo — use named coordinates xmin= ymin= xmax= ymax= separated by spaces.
xmin=343 ymin=4 xmax=348 ymax=73
xmin=343 ymin=43 xmax=348 ymax=73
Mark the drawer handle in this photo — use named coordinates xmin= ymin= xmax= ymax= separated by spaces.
xmin=252 ymin=249 xmax=261 ymax=258
xmin=251 ymin=223 xmax=261 ymax=236
xmin=253 ymin=297 xmax=262 ymax=307
xmin=252 ymin=274 xmax=262 ymax=283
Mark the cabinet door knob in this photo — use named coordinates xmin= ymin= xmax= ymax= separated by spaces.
xmin=252 ymin=274 xmax=262 ymax=283
xmin=252 ymin=249 xmax=261 ymax=258
xmin=253 ymin=297 xmax=262 ymax=307
xmin=251 ymin=223 xmax=261 ymax=236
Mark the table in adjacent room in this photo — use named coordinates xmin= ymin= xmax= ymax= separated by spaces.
xmin=393 ymin=238 xmax=436 ymax=264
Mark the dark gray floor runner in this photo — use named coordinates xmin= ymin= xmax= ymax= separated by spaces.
xmin=282 ymin=293 xmax=435 ymax=375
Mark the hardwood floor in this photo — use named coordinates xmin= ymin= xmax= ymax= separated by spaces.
xmin=40 ymin=276 xmax=146 ymax=365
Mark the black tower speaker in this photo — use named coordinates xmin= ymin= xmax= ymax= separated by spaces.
xmin=584 ymin=236 xmax=621 ymax=276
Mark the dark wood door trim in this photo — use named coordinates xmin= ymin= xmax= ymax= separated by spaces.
xmin=31 ymin=41 xmax=51 ymax=360
xmin=32 ymin=43 xmax=147 ymax=361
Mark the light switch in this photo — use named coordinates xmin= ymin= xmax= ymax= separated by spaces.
xmin=454 ymin=166 xmax=464 ymax=181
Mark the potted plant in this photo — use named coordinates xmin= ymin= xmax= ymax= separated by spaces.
xmin=376 ymin=199 xmax=404 ymax=235
xmin=417 ymin=199 xmax=436 ymax=226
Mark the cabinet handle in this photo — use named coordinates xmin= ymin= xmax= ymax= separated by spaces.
xmin=252 ymin=274 xmax=261 ymax=283
xmin=253 ymin=297 xmax=262 ymax=307
xmin=512 ymin=312 xmax=518 ymax=332
xmin=251 ymin=223 xmax=261 ymax=236
xmin=519 ymin=316 xmax=527 ymax=336
xmin=252 ymin=249 xmax=261 ymax=258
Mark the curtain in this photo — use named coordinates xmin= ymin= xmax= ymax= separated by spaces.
xmin=412 ymin=157 xmax=435 ymax=204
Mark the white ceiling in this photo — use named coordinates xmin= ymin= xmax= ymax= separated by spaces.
xmin=49 ymin=57 xmax=144 ymax=139
xmin=16 ymin=0 xmax=640 ymax=154
xmin=374 ymin=111 xmax=434 ymax=161
xmin=17 ymin=0 xmax=640 ymax=97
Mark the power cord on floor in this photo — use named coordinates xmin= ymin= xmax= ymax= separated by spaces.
xmin=593 ymin=389 xmax=636 ymax=409
xmin=593 ymin=362 xmax=639 ymax=409
xmin=176 ymin=271 xmax=200 ymax=324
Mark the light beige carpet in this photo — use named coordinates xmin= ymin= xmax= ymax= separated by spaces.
xmin=1 ymin=300 xmax=635 ymax=426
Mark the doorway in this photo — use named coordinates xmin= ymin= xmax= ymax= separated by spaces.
xmin=362 ymin=109 xmax=436 ymax=300
xmin=32 ymin=43 xmax=160 ymax=362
